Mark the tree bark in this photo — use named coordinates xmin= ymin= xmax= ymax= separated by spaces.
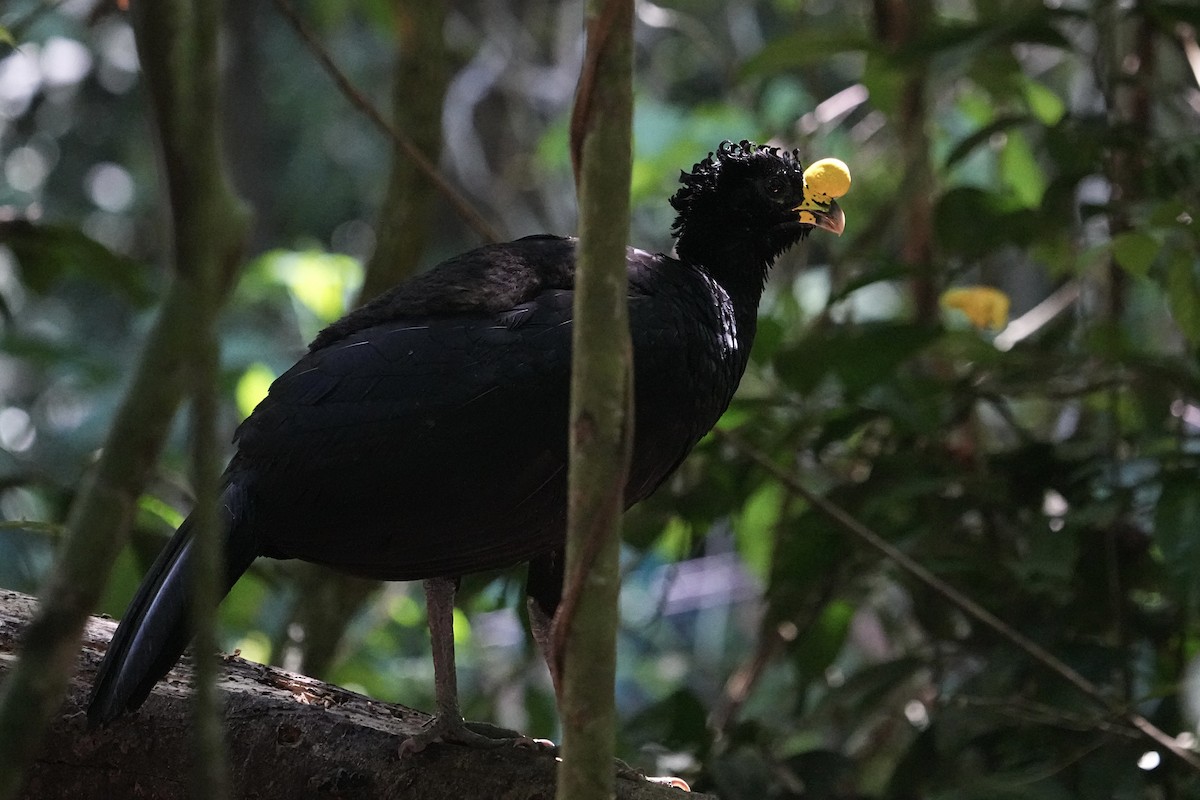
xmin=0 ymin=589 xmax=709 ymax=800
xmin=873 ymin=0 xmax=936 ymax=323
xmin=0 ymin=0 xmax=249 ymax=790
xmin=558 ymin=2 xmax=634 ymax=800
xmin=362 ymin=0 xmax=455 ymax=296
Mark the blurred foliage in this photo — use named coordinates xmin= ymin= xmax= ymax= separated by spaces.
xmin=2 ymin=0 xmax=1200 ymax=797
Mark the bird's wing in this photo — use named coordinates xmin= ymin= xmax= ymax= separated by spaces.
xmin=231 ymin=289 xmax=576 ymax=579
xmin=308 ymin=235 xmax=579 ymax=349
xmin=230 ymin=246 xmax=728 ymax=580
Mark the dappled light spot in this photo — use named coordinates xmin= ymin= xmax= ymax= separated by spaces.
xmin=85 ymin=163 xmax=135 ymax=213
xmin=0 ymin=406 xmax=35 ymax=452
xmin=259 ymin=249 xmax=364 ymax=324
xmin=39 ymin=37 xmax=92 ymax=88
xmin=236 ymin=362 xmax=277 ymax=420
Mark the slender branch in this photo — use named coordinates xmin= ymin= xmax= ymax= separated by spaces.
xmin=715 ymin=427 xmax=1200 ymax=773
xmin=189 ymin=335 xmax=229 ymax=798
xmin=711 ymin=496 xmax=846 ymax=735
xmin=711 ymin=576 xmax=845 ymax=735
xmin=1098 ymin=0 xmax=1157 ymax=705
xmin=556 ymin=2 xmax=634 ymax=799
xmin=567 ymin=0 xmax=625 ymax=183
xmin=0 ymin=285 xmax=192 ymax=800
xmin=873 ymin=0 xmax=937 ymax=322
xmin=270 ymin=0 xmax=502 ymax=245
xmin=0 ymin=0 xmax=250 ymax=793
xmin=955 ymin=695 xmax=1140 ymax=738
xmin=361 ymin=0 xmax=452 ymax=297
xmin=0 ymin=520 xmax=64 ymax=536
xmin=132 ymin=0 xmax=249 ymax=793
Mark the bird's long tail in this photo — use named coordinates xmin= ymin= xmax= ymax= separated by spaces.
xmin=87 ymin=484 xmax=255 ymax=725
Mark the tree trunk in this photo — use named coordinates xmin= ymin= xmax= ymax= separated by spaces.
xmin=558 ymin=1 xmax=635 ymax=799
xmin=0 ymin=589 xmax=709 ymax=800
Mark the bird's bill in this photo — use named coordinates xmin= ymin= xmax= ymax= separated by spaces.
xmin=795 ymin=198 xmax=845 ymax=236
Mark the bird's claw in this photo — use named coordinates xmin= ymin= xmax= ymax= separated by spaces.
xmin=514 ymin=736 xmax=557 ymax=751
xmin=615 ymin=760 xmax=691 ymax=791
xmin=399 ymin=715 xmax=544 ymax=756
xmin=647 ymin=776 xmax=692 ymax=791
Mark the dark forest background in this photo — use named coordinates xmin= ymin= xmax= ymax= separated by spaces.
xmin=3 ymin=1 xmax=1200 ymax=797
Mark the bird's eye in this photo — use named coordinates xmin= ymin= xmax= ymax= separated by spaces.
xmin=766 ymin=177 xmax=786 ymax=196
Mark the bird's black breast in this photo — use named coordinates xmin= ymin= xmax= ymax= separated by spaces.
xmin=230 ymin=240 xmax=752 ymax=580
xmin=624 ymin=253 xmax=751 ymax=502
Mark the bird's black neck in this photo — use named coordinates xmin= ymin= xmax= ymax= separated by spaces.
xmin=675 ymin=235 xmax=778 ymax=326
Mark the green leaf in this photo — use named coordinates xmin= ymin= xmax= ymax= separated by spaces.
xmin=387 ymin=592 xmax=423 ymax=627
xmin=999 ymin=129 xmax=1047 ymax=208
xmin=792 ymin=600 xmax=854 ymax=681
xmin=992 ymin=11 xmax=1076 ymax=49
xmin=1023 ymin=79 xmax=1065 ymax=126
xmin=944 ymin=114 xmax=1035 ymax=170
xmin=935 ymin=187 xmax=1026 ymax=257
xmin=739 ymin=30 xmax=872 ymax=78
xmin=811 ymin=656 xmax=927 ymax=719
xmin=767 ymin=512 xmax=850 ymax=622
xmin=775 ymin=323 xmax=940 ymax=398
xmin=1155 ymin=476 xmax=1200 ymax=603
xmin=1146 ymin=198 xmax=1194 ymax=228
xmin=0 ymin=221 xmax=155 ymax=306
xmin=452 ymin=607 xmax=471 ymax=645
xmin=736 ymin=482 xmax=785 ymax=581
xmin=1011 ymin=527 xmax=1078 ymax=585
xmin=895 ymin=9 xmax=1073 ymax=72
xmin=138 ymin=494 xmax=184 ymax=530
xmin=861 ymin=50 xmax=907 ymax=116
xmin=98 ymin=544 xmax=146 ymax=619
xmin=828 ymin=262 xmax=914 ymax=305
xmin=625 ymin=689 xmax=709 ymax=751
xmin=1110 ymin=231 xmax=1160 ymax=277
xmin=759 ymin=77 xmax=813 ymax=133
xmin=1166 ymin=250 xmax=1200 ymax=344
xmin=1150 ymin=1 xmax=1200 ymax=28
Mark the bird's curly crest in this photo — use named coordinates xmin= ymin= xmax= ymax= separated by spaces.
xmin=669 ymin=140 xmax=804 ymax=238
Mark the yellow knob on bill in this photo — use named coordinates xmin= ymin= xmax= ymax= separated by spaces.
xmin=803 ymin=158 xmax=851 ymax=199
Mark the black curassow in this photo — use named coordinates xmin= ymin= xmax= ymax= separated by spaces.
xmin=88 ymin=140 xmax=850 ymax=750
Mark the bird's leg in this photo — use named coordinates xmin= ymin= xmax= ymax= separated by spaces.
xmin=527 ymin=599 xmax=561 ymax=699
xmin=505 ymin=552 xmax=563 ymax=752
xmin=526 ymin=550 xmax=564 ymax=699
xmin=399 ymin=577 xmax=515 ymax=755
xmin=525 ymin=552 xmax=681 ymax=784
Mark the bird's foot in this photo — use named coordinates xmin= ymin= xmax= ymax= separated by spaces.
xmin=615 ymin=760 xmax=691 ymax=791
xmin=647 ymin=776 xmax=692 ymax=791
xmin=399 ymin=715 xmax=551 ymax=756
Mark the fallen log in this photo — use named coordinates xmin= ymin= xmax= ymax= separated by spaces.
xmin=0 ymin=589 xmax=704 ymax=799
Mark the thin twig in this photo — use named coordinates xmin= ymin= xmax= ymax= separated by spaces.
xmin=552 ymin=0 xmax=635 ymax=677
xmin=270 ymin=0 xmax=502 ymax=245
xmin=715 ymin=426 xmax=1200 ymax=773
xmin=0 ymin=520 xmax=64 ymax=536
xmin=1 ymin=0 xmax=68 ymax=44
xmin=554 ymin=1 xmax=633 ymax=797
xmin=567 ymin=0 xmax=625 ymax=183
xmin=712 ymin=514 xmax=846 ymax=735
xmin=955 ymin=695 xmax=1139 ymax=739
